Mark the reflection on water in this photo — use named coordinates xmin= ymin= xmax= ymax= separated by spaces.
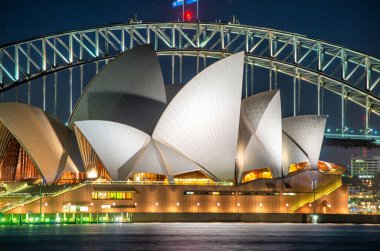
xmin=0 ymin=223 xmax=379 ymax=250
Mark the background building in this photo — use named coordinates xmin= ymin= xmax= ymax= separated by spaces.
xmin=348 ymin=155 xmax=380 ymax=214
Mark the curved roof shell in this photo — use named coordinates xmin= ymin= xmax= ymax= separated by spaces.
xmin=153 ymin=52 xmax=245 ymax=180
xmin=282 ymin=115 xmax=327 ymax=168
xmin=69 ymin=45 xmax=167 ymax=135
xmin=0 ymin=103 xmax=77 ymax=184
xmin=238 ymin=90 xmax=282 ymax=179
xmin=281 ymin=132 xmax=309 ymax=176
xmin=74 ymin=120 xmax=150 ymax=180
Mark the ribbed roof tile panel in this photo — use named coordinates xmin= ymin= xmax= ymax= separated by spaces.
xmin=153 ymin=52 xmax=244 ymax=180
xmin=282 ymin=115 xmax=327 ymax=168
xmin=74 ymin=120 xmax=150 ymax=180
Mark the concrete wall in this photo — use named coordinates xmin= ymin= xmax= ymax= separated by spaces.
xmin=132 ymin=213 xmax=380 ymax=224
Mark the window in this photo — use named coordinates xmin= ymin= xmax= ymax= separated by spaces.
xmin=92 ymin=192 xmax=132 ymax=200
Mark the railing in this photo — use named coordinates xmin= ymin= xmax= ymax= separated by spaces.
xmin=325 ymin=133 xmax=380 ymax=141
xmin=0 ymin=182 xmax=88 ymax=213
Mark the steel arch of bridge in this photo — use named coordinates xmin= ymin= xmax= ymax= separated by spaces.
xmin=0 ymin=22 xmax=379 ymax=134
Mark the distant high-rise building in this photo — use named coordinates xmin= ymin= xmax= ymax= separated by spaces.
xmin=351 ymin=156 xmax=380 ymax=178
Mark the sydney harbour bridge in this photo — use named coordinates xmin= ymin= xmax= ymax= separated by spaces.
xmin=0 ymin=21 xmax=379 ymax=147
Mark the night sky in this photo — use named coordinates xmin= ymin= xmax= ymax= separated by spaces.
xmin=1 ymin=0 xmax=380 ymax=165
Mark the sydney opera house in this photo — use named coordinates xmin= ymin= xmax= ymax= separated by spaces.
xmin=0 ymin=45 xmax=347 ymax=220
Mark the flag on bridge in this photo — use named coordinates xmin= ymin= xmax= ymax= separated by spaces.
xmin=172 ymin=0 xmax=184 ymax=8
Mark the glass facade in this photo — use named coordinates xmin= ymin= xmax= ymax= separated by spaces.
xmin=288 ymin=161 xmax=309 ymax=174
xmin=92 ymin=192 xmax=132 ymax=200
xmin=242 ymin=168 xmax=273 ymax=183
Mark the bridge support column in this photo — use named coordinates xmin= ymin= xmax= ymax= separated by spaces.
xmin=245 ymin=63 xmax=248 ymax=97
xmin=250 ymin=63 xmax=254 ymax=95
xmin=269 ymin=61 xmax=272 ymax=91
xmin=171 ymin=53 xmax=175 ymax=84
xmin=179 ymin=54 xmax=183 ymax=83
xmin=54 ymin=72 xmax=57 ymax=117
xmin=0 ymin=49 xmax=2 ymax=85
xmin=42 ymin=76 xmax=46 ymax=111
xmin=69 ymin=68 xmax=73 ymax=114
xmin=365 ymin=96 xmax=370 ymax=135
xmin=293 ymin=72 xmax=297 ymax=116
xmin=317 ymin=76 xmax=321 ymax=116
xmin=341 ymin=85 xmax=346 ymax=135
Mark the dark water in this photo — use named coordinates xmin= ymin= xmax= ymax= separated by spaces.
xmin=0 ymin=223 xmax=379 ymax=250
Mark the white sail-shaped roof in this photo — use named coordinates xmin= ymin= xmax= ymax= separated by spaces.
xmin=155 ymin=141 xmax=204 ymax=178
xmin=74 ymin=120 xmax=150 ymax=180
xmin=238 ymin=90 xmax=282 ymax=179
xmin=0 ymin=103 xmax=74 ymax=184
xmin=237 ymin=133 xmax=277 ymax=181
xmin=127 ymin=141 xmax=168 ymax=176
xmin=69 ymin=45 xmax=167 ymax=134
xmin=282 ymin=115 xmax=327 ymax=168
xmin=153 ymin=52 xmax=244 ymax=180
xmin=281 ymin=132 xmax=309 ymax=176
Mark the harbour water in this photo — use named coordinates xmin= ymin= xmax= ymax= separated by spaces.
xmin=0 ymin=223 xmax=379 ymax=250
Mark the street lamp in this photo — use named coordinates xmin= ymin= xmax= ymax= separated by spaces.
xmin=89 ymin=202 xmax=94 ymax=222
xmin=217 ymin=202 xmax=220 ymax=213
xmin=20 ymin=204 xmax=24 ymax=224
xmin=286 ymin=203 xmax=289 ymax=213
xmin=176 ymin=202 xmax=180 ymax=212
xmin=312 ymin=179 xmax=317 ymax=214
xmin=44 ymin=202 xmax=48 ymax=220
xmin=197 ymin=202 xmax=200 ymax=213
xmin=237 ymin=203 xmax=240 ymax=213
xmin=259 ymin=203 xmax=263 ymax=213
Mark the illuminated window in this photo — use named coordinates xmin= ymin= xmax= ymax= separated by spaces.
xmin=130 ymin=173 xmax=167 ymax=183
xmin=56 ymin=171 xmax=86 ymax=185
xmin=184 ymin=191 xmax=235 ymax=195
xmin=63 ymin=205 xmax=85 ymax=212
xmin=238 ymin=191 xmax=280 ymax=196
xmin=174 ymin=171 xmax=214 ymax=185
xmin=283 ymin=192 xmax=297 ymax=196
xmin=242 ymin=168 xmax=273 ymax=183
xmin=80 ymin=206 xmax=89 ymax=212
xmin=317 ymin=161 xmax=346 ymax=175
xmin=288 ymin=161 xmax=309 ymax=174
xmin=92 ymin=192 xmax=132 ymax=200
